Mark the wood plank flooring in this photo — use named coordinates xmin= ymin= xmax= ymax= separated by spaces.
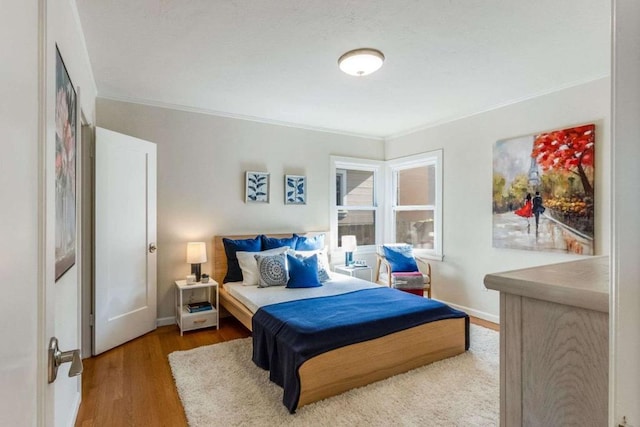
xmin=75 ymin=315 xmax=497 ymax=426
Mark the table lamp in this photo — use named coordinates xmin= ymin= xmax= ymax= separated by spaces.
xmin=186 ymin=241 xmax=207 ymax=282
xmin=341 ymin=235 xmax=357 ymax=266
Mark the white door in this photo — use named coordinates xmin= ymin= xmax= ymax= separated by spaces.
xmin=94 ymin=127 xmax=157 ymax=355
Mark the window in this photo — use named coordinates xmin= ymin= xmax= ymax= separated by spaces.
xmin=330 ymin=157 xmax=383 ymax=251
xmin=330 ymin=152 xmax=442 ymax=260
xmin=387 ymin=150 xmax=443 ymax=259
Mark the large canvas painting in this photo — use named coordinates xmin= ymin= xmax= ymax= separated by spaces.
xmin=492 ymin=124 xmax=595 ymax=255
xmin=55 ymin=47 xmax=77 ymax=280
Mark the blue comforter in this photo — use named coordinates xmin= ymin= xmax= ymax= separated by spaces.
xmin=252 ymin=287 xmax=469 ymax=413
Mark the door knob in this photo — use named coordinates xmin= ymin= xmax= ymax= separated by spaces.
xmin=48 ymin=337 xmax=83 ymax=383
xmin=149 ymin=243 xmax=157 ymax=253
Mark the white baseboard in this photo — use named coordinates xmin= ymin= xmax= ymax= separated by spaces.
xmin=156 ymin=316 xmax=176 ymax=327
xmin=436 ymin=300 xmax=499 ymax=324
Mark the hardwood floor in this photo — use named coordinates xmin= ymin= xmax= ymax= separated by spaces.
xmin=75 ymin=315 xmax=497 ymax=426
xmin=75 ymin=317 xmax=250 ymax=426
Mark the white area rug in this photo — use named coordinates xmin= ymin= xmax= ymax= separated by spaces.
xmin=169 ymin=324 xmax=499 ymax=426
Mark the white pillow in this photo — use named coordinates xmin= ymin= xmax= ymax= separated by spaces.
xmin=236 ymin=246 xmax=289 ymax=285
xmin=293 ymin=247 xmax=329 ymax=265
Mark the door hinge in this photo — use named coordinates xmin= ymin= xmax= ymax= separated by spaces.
xmin=89 ymin=314 xmax=94 ymax=326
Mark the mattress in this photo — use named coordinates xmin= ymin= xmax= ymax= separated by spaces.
xmin=223 ymin=272 xmax=381 ymax=313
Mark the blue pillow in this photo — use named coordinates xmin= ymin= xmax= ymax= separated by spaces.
xmin=294 ymin=233 xmax=325 ymax=250
xmin=261 ymin=234 xmax=298 ymax=250
xmin=292 ymin=250 xmax=331 ymax=282
xmin=222 ymin=236 xmax=261 ymax=283
xmin=286 ymin=253 xmax=322 ymax=288
xmin=383 ymin=245 xmax=419 ymax=273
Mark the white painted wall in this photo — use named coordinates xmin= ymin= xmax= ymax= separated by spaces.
xmin=49 ymin=0 xmax=97 ymax=122
xmin=385 ymin=78 xmax=611 ymax=320
xmin=611 ymin=0 xmax=640 ymax=424
xmin=0 ymin=2 xmax=40 ymax=425
xmin=96 ymin=99 xmax=384 ymax=320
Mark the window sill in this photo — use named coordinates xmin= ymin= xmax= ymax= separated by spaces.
xmin=414 ymin=251 xmax=444 ymax=262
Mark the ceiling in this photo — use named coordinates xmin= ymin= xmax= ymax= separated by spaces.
xmin=76 ymin=0 xmax=611 ymax=139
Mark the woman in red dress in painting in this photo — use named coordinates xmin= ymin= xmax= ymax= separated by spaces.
xmin=515 ymin=193 xmax=533 ymax=218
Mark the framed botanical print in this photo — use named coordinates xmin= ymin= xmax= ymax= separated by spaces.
xmin=55 ymin=46 xmax=77 ymax=281
xmin=245 ymin=171 xmax=270 ymax=203
xmin=285 ymin=175 xmax=306 ymax=205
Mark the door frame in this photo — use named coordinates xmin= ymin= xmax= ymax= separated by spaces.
xmin=81 ymin=123 xmax=94 ymax=359
xmin=37 ymin=0 xmax=48 ymax=422
xmin=610 ymin=1 xmax=640 ymax=424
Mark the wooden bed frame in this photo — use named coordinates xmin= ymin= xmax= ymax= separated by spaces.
xmin=212 ymin=232 xmax=467 ymax=409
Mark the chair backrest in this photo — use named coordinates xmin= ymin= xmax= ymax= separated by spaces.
xmin=376 ymin=243 xmax=412 ymax=257
xmin=379 ymin=244 xmax=420 ymax=274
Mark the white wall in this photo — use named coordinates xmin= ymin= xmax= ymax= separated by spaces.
xmin=385 ymin=78 xmax=611 ymax=320
xmin=0 ymin=2 xmax=40 ymax=425
xmin=50 ymin=1 xmax=96 ymax=123
xmin=96 ymin=98 xmax=384 ymax=320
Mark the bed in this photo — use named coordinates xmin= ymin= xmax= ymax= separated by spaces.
xmin=212 ymin=232 xmax=469 ymax=412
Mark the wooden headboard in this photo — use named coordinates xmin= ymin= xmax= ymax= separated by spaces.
xmin=212 ymin=231 xmax=329 ymax=285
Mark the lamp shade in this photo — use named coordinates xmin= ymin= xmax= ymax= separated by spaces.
xmin=341 ymin=235 xmax=357 ymax=252
xmin=338 ymin=48 xmax=385 ymax=76
xmin=186 ymin=242 xmax=207 ymax=264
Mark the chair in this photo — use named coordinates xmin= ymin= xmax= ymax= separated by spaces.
xmin=374 ymin=244 xmax=432 ymax=298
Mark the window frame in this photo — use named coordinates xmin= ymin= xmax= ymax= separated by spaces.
xmin=329 ymin=156 xmax=384 ymax=255
xmin=386 ymin=150 xmax=443 ymax=260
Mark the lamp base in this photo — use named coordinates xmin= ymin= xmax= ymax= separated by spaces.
xmin=191 ymin=264 xmax=202 ymax=282
xmin=344 ymin=252 xmax=353 ymax=266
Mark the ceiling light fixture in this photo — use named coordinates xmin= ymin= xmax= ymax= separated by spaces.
xmin=338 ymin=48 xmax=385 ymax=76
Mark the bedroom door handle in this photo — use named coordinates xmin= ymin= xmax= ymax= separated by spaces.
xmin=149 ymin=243 xmax=157 ymax=253
xmin=48 ymin=337 xmax=83 ymax=383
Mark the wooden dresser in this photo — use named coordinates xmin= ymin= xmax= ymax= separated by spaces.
xmin=484 ymin=256 xmax=609 ymax=427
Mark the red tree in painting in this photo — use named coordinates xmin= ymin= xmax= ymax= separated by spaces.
xmin=531 ymin=124 xmax=595 ymax=197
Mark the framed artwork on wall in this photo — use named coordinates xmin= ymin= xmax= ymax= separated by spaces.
xmin=492 ymin=124 xmax=595 ymax=255
xmin=55 ymin=46 xmax=77 ymax=281
xmin=285 ymin=175 xmax=306 ymax=205
xmin=245 ymin=171 xmax=270 ymax=203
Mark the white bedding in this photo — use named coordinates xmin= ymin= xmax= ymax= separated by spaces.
xmin=223 ymin=272 xmax=381 ymax=313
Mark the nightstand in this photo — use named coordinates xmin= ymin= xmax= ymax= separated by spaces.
xmin=334 ymin=265 xmax=373 ymax=282
xmin=175 ymin=279 xmax=219 ymax=335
